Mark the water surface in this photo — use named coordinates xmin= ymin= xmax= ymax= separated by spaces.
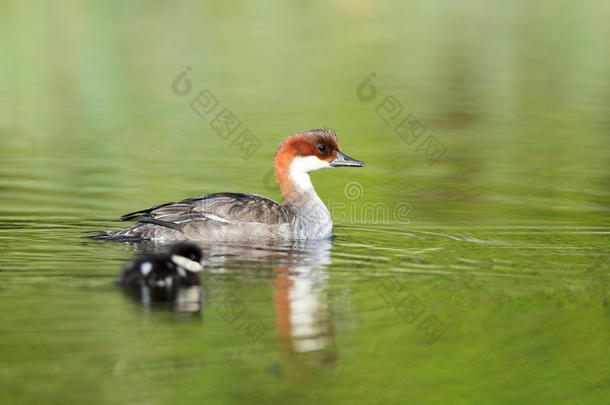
xmin=1 ymin=1 xmax=609 ymax=404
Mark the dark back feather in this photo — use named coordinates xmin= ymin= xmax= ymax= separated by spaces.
xmin=118 ymin=193 xmax=290 ymax=232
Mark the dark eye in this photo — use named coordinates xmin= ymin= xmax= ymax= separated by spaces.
xmin=318 ymin=145 xmax=327 ymax=152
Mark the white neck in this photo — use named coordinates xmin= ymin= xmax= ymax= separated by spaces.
xmin=284 ymin=156 xmax=334 ymax=238
xmin=288 ymin=156 xmax=331 ymax=197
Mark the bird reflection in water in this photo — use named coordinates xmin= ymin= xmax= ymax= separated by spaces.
xmin=272 ymin=240 xmax=337 ymax=366
xmin=195 ymin=239 xmax=337 ymax=364
xmin=117 ymin=238 xmax=339 ymax=364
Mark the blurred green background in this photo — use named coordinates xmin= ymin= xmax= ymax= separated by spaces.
xmin=1 ymin=1 xmax=609 ymax=404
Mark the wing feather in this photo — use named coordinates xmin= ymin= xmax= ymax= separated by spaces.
xmin=118 ymin=193 xmax=289 ymax=232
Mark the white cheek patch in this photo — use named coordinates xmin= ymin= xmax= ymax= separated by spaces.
xmin=291 ymin=155 xmax=332 ymax=173
xmin=289 ymin=156 xmax=331 ymax=193
xmin=171 ymin=255 xmax=203 ymax=272
xmin=140 ymin=262 xmax=153 ymax=276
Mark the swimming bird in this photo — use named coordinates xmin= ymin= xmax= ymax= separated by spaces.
xmin=93 ymin=129 xmax=363 ymax=242
xmin=116 ymin=242 xmax=203 ymax=287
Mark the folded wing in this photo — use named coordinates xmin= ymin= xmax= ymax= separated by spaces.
xmin=119 ymin=192 xmax=290 ymax=230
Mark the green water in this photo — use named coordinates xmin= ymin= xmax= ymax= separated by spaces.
xmin=1 ymin=1 xmax=609 ymax=404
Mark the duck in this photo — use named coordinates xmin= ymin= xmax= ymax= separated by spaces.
xmin=116 ymin=242 xmax=204 ymax=287
xmin=92 ymin=129 xmax=363 ymax=242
